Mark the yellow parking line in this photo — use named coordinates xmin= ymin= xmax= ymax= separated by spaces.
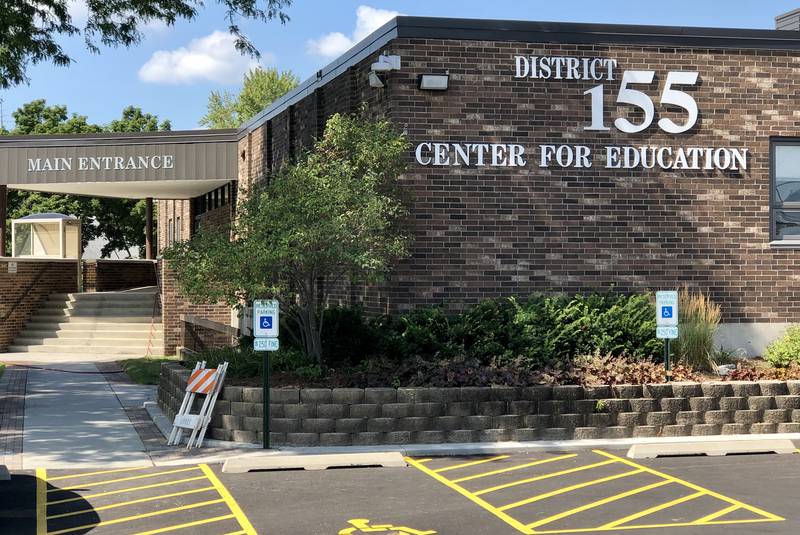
xmin=46 ymin=498 xmax=225 ymax=535
xmin=131 ymin=514 xmax=236 ymax=535
xmin=223 ymin=531 xmax=248 ymax=535
xmin=592 ymin=450 xmax=784 ymax=522
xmin=531 ymin=517 xmax=779 ymax=534
xmin=199 ymin=464 xmax=258 ymax=535
xmin=47 ymin=466 xmax=151 ymax=482
xmin=473 ymin=460 xmax=616 ymax=496
xmin=46 ymin=486 xmax=217 ymax=520
xmin=433 ymin=455 xmax=509 ymax=473
xmin=414 ymin=458 xmax=433 ymax=463
xmin=49 ymin=466 xmax=201 ymax=492
xmin=451 ymin=454 xmax=578 ymax=484
xmin=406 ymin=456 xmax=531 ymax=534
xmin=526 ymin=480 xmax=672 ymax=529
xmin=36 ymin=468 xmax=47 ymax=535
xmin=600 ymin=490 xmax=705 ymax=529
xmin=691 ymin=504 xmax=740 ymax=524
xmin=47 ymin=475 xmax=208 ymax=505
xmin=497 ymin=469 xmax=646 ymax=512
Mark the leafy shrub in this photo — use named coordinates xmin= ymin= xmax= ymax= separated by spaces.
xmin=320 ymin=306 xmax=381 ymax=367
xmin=568 ymin=352 xmax=697 ymax=386
xmin=764 ymin=326 xmax=800 ymax=368
xmin=672 ymin=288 xmax=721 ymax=371
xmin=187 ymin=344 xmax=315 ymax=379
xmin=509 ymin=293 xmax=660 ymax=365
xmin=308 ymin=291 xmax=662 ymax=367
xmin=723 ymin=361 xmax=800 ymax=381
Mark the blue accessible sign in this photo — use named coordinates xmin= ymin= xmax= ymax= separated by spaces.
xmin=655 ymin=291 xmax=679 ymax=339
xmin=253 ymin=299 xmax=279 ymax=338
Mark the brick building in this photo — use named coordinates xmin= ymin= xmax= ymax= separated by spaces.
xmin=5 ymin=16 xmax=800 ymax=355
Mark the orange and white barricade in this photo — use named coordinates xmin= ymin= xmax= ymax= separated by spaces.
xmin=168 ymin=361 xmax=229 ymax=449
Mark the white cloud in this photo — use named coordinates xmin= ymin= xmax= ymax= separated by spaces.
xmin=138 ymin=31 xmax=270 ymax=84
xmin=307 ymin=5 xmax=401 ymax=59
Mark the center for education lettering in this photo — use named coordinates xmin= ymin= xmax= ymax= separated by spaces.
xmin=415 ymin=53 xmax=749 ymax=173
xmin=27 ymin=154 xmax=175 ymax=172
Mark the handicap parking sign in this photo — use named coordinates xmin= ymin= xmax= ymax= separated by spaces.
xmin=655 ymin=291 xmax=678 ymax=327
xmin=253 ymin=299 xmax=279 ymax=337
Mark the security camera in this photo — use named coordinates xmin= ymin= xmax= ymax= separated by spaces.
xmin=370 ymin=54 xmax=401 ymax=73
xmin=369 ymin=71 xmax=385 ymax=88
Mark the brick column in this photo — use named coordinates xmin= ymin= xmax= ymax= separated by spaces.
xmin=0 ymin=185 xmax=7 ymax=257
xmin=145 ymin=197 xmax=154 ymax=259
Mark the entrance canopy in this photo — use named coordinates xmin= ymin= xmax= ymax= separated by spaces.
xmin=0 ymin=129 xmax=238 ymax=199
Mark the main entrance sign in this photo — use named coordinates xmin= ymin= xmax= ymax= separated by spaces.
xmin=28 ymin=155 xmax=175 ymax=172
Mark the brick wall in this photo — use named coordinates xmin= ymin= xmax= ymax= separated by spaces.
xmin=159 ymin=363 xmax=800 ymax=446
xmin=83 ymin=260 xmax=157 ymax=292
xmin=157 ymin=202 xmax=235 ymax=354
xmin=238 ymin=37 xmax=800 ymax=323
xmin=0 ymin=259 xmax=79 ymax=351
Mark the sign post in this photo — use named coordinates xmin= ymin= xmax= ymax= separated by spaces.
xmin=253 ymin=299 xmax=280 ymax=449
xmin=655 ymin=291 xmax=679 ymax=381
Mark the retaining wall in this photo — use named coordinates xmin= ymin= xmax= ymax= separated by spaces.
xmin=83 ymin=259 xmax=157 ymax=292
xmin=158 ymin=363 xmax=800 ymax=447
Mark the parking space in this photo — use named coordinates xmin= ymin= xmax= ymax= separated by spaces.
xmin=406 ymin=450 xmax=785 ymax=534
xmin=39 ymin=464 xmax=256 ymax=535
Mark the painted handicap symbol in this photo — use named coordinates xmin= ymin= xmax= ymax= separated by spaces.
xmin=339 ymin=518 xmax=437 ymax=535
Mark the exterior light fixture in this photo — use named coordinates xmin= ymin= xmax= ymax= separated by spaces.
xmin=418 ymin=73 xmax=449 ymax=91
xmin=369 ymin=53 xmax=400 ymax=89
xmin=369 ymin=71 xmax=385 ymax=88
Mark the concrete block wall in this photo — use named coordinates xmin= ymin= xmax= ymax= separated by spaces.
xmin=157 ymin=363 xmax=800 ymax=446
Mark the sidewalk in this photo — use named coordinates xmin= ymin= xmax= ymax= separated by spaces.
xmin=21 ymin=362 xmax=153 ymax=469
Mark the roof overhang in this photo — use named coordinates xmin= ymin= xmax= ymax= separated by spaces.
xmin=0 ymin=129 xmax=238 ymax=200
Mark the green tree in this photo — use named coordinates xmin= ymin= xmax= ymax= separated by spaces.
xmin=199 ymin=67 xmax=299 ymax=128
xmin=0 ymin=0 xmax=292 ymax=88
xmin=3 ymin=100 xmax=170 ymax=257
xmin=164 ymin=113 xmax=410 ymax=362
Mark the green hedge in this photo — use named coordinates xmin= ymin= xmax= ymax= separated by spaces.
xmin=315 ymin=292 xmax=660 ymax=367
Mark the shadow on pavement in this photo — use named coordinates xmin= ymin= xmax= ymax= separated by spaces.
xmin=0 ymin=472 xmax=99 ymax=535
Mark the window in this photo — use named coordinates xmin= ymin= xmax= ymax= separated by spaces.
xmin=176 ymin=217 xmax=182 ymax=242
xmin=772 ymin=141 xmax=800 ymax=242
xmin=168 ymin=218 xmax=174 ymax=246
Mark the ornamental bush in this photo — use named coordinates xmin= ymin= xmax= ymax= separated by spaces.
xmin=311 ymin=292 xmax=661 ymax=366
xmin=764 ymin=326 xmax=800 ymax=368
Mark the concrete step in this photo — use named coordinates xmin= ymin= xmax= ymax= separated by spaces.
xmin=14 ymin=337 xmax=161 ymax=347
xmin=28 ymin=315 xmax=155 ymax=324
xmin=41 ymin=300 xmax=156 ymax=310
xmin=26 ymin=320 xmax=160 ymax=330
xmin=23 ymin=328 xmax=163 ymax=338
xmin=50 ymin=288 xmax=158 ymax=301
xmin=36 ymin=308 xmax=156 ymax=318
xmin=7 ymin=344 xmax=158 ymax=355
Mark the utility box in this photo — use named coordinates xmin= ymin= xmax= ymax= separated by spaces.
xmin=11 ymin=213 xmax=82 ymax=259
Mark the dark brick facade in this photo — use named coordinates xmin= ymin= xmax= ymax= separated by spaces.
xmin=156 ymin=20 xmax=800 ymax=337
xmin=0 ymin=259 xmax=79 ymax=351
xmin=238 ymin=32 xmax=800 ymax=323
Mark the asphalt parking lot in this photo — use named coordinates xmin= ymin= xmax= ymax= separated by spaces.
xmin=2 ymin=448 xmax=799 ymax=535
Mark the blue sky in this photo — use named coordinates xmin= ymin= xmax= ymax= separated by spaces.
xmin=2 ymin=0 xmax=798 ymax=131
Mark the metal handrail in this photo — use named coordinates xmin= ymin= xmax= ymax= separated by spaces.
xmin=0 ymin=262 xmax=53 ymax=325
xmin=145 ymin=260 xmax=162 ymax=356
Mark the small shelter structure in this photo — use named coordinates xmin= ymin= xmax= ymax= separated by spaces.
xmin=11 ymin=213 xmax=81 ymax=259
